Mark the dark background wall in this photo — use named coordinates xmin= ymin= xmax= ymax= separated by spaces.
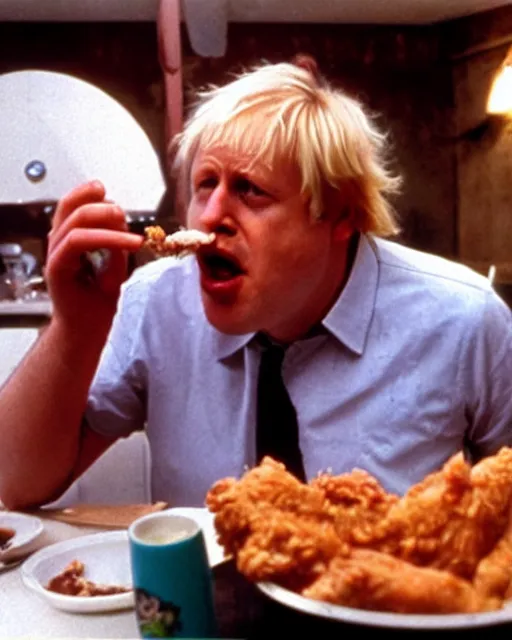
xmin=0 ymin=5 xmax=510 ymax=300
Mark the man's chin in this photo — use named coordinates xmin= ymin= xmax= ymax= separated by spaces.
xmin=201 ymin=299 xmax=255 ymax=335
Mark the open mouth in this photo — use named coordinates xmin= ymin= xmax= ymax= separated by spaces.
xmin=199 ymin=250 xmax=245 ymax=282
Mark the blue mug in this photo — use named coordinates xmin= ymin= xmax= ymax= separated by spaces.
xmin=128 ymin=512 xmax=218 ymax=638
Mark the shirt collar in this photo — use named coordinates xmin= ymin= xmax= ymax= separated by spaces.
xmin=322 ymin=233 xmax=378 ymax=355
xmin=212 ymin=328 xmax=255 ymax=361
xmin=209 ymin=233 xmax=379 ymax=360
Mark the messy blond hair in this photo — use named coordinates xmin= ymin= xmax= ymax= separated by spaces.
xmin=172 ymin=61 xmax=401 ymax=237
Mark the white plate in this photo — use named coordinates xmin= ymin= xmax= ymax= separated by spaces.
xmin=0 ymin=512 xmax=43 ymax=558
xmin=161 ymin=507 xmax=227 ymax=567
xmin=257 ymin=582 xmax=512 ymax=630
xmin=21 ymin=530 xmax=134 ymax=613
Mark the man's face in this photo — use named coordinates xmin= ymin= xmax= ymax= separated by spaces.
xmin=187 ymin=146 xmax=350 ymax=342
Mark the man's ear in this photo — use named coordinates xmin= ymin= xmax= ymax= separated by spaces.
xmin=322 ymin=183 xmax=356 ymax=243
xmin=333 ymin=211 xmax=355 ymax=243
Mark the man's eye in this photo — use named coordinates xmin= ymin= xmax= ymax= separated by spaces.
xmin=196 ymin=177 xmax=217 ymax=191
xmin=235 ymin=178 xmax=267 ymax=198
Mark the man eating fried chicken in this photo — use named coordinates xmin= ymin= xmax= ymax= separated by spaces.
xmin=1 ymin=55 xmax=511 ymax=579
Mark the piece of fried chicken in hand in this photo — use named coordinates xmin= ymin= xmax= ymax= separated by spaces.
xmin=303 ymin=549 xmax=500 ymax=614
xmin=352 ymin=447 xmax=512 ymax=580
xmin=205 ymin=457 xmax=346 ymax=590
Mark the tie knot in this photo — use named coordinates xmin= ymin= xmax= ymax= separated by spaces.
xmin=262 ymin=343 xmax=285 ymax=367
xmin=257 ymin=334 xmax=287 ymax=365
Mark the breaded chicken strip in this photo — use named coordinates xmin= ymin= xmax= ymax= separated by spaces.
xmin=347 ymin=448 xmax=512 ymax=579
xmin=206 ymin=457 xmax=346 ymax=589
xmin=311 ymin=469 xmax=399 ymax=543
xmin=473 ymin=505 xmax=512 ymax=599
xmin=303 ymin=549 xmax=500 ymax=614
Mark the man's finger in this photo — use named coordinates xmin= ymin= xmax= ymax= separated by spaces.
xmin=50 ymin=181 xmax=107 ymax=231
xmin=48 ymin=202 xmax=128 ymax=253
xmin=47 ymin=228 xmax=143 ymax=274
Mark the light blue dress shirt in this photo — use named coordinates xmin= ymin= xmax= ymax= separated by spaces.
xmin=86 ymin=234 xmax=512 ymax=506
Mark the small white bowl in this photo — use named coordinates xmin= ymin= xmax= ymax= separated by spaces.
xmin=21 ymin=530 xmax=134 ymax=613
xmin=0 ymin=512 xmax=44 ymax=558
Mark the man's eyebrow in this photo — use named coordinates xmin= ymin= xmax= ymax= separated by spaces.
xmin=236 ymin=163 xmax=275 ymax=184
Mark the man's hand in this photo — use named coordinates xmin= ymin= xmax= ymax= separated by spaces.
xmin=0 ymin=181 xmax=144 ymax=509
xmin=45 ymin=181 xmax=143 ymax=335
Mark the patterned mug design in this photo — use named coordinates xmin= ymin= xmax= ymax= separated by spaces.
xmin=135 ymin=587 xmax=182 ymax=638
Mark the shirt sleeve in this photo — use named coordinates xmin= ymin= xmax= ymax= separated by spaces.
xmin=85 ymin=273 xmax=150 ymax=439
xmin=461 ymin=289 xmax=512 ymax=457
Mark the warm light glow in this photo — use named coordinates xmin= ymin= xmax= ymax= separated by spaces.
xmin=487 ymin=51 xmax=512 ymax=115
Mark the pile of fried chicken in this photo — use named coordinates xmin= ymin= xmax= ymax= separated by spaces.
xmin=205 ymin=449 xmax=512 ymax=615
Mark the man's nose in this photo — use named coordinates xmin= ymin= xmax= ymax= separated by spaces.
xmin=197 ymin=184 xmax=235 ymax=234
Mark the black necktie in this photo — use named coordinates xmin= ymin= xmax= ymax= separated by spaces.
xmin=256 ymin=341 xmax=306 ymax=481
